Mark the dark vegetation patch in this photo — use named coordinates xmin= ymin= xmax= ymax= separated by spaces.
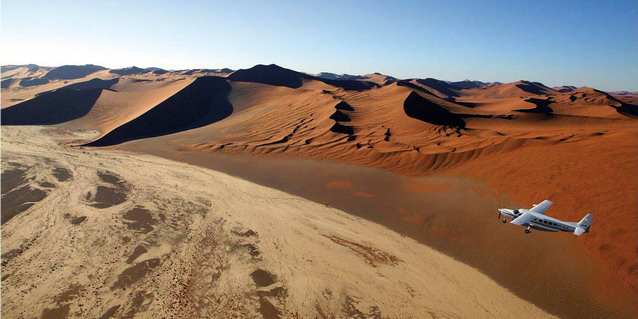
xmin=324 ymin=235 xmax=400 ymax=267
xmin=127 ymin=245 xmax=148 ymax=264
xmin=123 ymin=207 xmax=155 ymax=234
xmin=69 ymin=216 xmax=87 ymax=225
xmin=98 ymin=171 xmax=122 ymax=185
xmin=251 ymin=269 xmax=276 ymax=287
xmin=250 ymin=268 xmax=286 ymax=319
xmin=231 ymin=229 xmax=257 ymax=237
xmin=1 ymin=248 xmax=21 ymax=264
xmin=40 ymin=304 xmax=70 ymax=319
xmin=90 ymin=171 xmax=128 ymax=208
xmin=1 ymin=184 xmax=47 ymax=224
xmin=120 ymin=291 xmax=154 ymax=319
xmin=259 ymin=298 xmax=282 ymax=319
xmin=55 ymin=284 xmax=83 ymax=303
xmin=39 ymin=182 xmax=56 ymax=188
xmin=99 ymin=305 xmax=120 ymax=319
xmin=111 ymin=258 xmax=160 ymax=290
xmin=91 ymin=186 xmax=127 ymax=208
xmin=52 ymin=167 xmax=72 ymax=182
xmin=342 ymin=296 xmax=383 ymax=319
xmin=2 ymin=168 xmax=27 ymax=194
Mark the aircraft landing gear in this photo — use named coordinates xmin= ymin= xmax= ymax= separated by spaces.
xmin=525 ymin=226 xmax=531 ymax=234
xmin=502 ymin=219 xmax=507 ymax=223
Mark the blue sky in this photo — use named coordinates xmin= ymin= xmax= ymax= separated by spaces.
xmin=2 ymin=0 xmax=637 ymax=91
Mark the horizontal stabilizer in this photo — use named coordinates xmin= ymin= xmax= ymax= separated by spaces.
xmin=574 ymin=227 xmax=587 ymax=236
xmin=578 ymin=214 xmax=593 ymax=228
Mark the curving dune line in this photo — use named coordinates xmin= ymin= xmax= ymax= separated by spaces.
xmin=1 ymin=88 xmax=104 ymax=125
xmin=86 ymin=77 xmax=232 ymax=146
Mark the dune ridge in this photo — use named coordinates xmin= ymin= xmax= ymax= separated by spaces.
xmin=86 ymin=76 xmax=232 ymax=146
xmin=2 ymin=63 xmax=637 ymax=318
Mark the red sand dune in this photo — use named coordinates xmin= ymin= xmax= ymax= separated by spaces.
xmin=2 ymin=63 xmax=637 ymax=318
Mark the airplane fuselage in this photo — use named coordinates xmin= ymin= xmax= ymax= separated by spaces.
xmin=498 ymin=208 xmax=579 ymax=233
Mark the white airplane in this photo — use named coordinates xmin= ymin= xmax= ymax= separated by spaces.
xmin=497 ymin=200 xmax=592 ymax=235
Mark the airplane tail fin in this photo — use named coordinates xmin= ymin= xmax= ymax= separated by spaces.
xmin=574 ymin=214 xmax=593 ymax=236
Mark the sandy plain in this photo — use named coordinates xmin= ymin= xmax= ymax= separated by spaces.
xmin=1 ymin=126 xmax=555 ymax=318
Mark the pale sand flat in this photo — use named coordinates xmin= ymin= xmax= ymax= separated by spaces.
xmin=1 ymin=126 xmax=554 ymax=318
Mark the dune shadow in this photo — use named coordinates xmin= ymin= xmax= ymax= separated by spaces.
xmin=43 ymin=64 xmax=106 ymax=80
xmin=329 ymin=101 xmax=355 ymax=136
xmin=515 ymin=98 xmax=553 ymax=114
xmin=1 ymin=79 xmax=15 ymax=88
xmin=1 ymin=89 xmax=103 ymax=125
xmin=109 ymin=67 xmax=147 ymax=76
xmin=335 ymin=101 xmax=355 ymax=111
xmin=228 ymin=64 xmax=304 ymax=88
xmin=397 ymin=81 xmax=439 ymax=98
xmin=316 ymin=77 xmax=377 ymax=90
xmin=87 ymin=76 xmax=233 ymax=146
xmin=228 ymin=64 xmax=376 ymax=90
xmin=453 ymin=100 xmax=480 ymax=108
xmin=415 ymin=78 xmax=460 ymax=97
xmin=403 ymin=91 xmax=466 ymax=128
xmin=62 ymin=78 xmax=119 ymax=90
xmin=19 ymin=78 xmax=49 ymax=87
xmin=615 ymin=103 xmax=638 ymax=118
xmin=515 ymin=81 xmax=549 ymax=95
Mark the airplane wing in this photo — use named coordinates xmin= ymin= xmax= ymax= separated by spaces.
xmin=529 ymin=200 xmax=552 ymax=214
xmin=510 ymin=212 xmax=536 ymax=226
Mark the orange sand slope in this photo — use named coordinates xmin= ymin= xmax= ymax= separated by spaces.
xmin=2 ymin=63 xmax=637 ymax=318
xmin=2 ymin=126 xmax=558 ymax=319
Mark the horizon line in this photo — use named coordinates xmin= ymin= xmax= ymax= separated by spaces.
xmin=2 ymin=62 xmax=636 ymax=93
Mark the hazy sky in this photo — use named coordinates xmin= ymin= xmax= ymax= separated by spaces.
xmin=2 ymin=0 xmax=637 ymax=91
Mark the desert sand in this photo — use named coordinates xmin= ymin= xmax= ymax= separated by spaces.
xmin=2 ymin=63 xmax=637 ymax=318
xmin=1 ymin=126 xmax=554 ymax=318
